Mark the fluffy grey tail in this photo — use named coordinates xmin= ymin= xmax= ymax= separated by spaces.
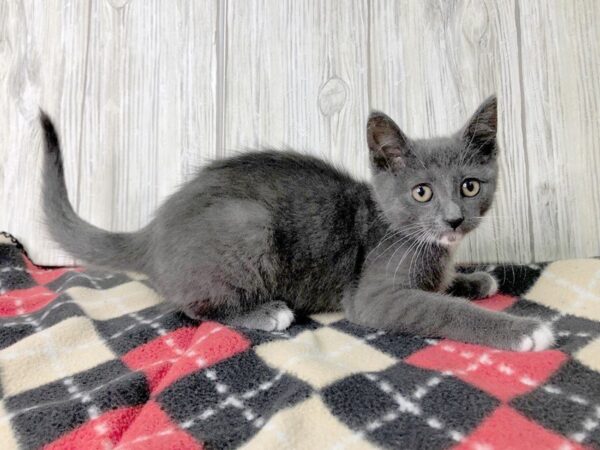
xmin=39 ymin=111 xmax=150 ymax=272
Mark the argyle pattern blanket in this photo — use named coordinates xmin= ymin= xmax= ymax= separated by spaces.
xmin=0 ymin=232 xmax=599 ymax=450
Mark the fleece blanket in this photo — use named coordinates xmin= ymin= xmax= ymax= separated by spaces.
xmin=0 ymin=232 xmax=599 ymax=450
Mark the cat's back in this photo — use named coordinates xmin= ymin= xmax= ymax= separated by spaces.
xmin=158 ymin=149 xmax=372 ymax=227
xmin=207 ymin=150 xmax=357 ymax=184
xmin=197 ymin=149 xmax=369 ymax=203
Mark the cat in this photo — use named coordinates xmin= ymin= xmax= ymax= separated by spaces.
xmin=39 ymin=96 xmax=554 ymax=351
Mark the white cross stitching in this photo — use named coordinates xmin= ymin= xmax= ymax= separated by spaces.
xmin=542 ymin=269 xmax=600 ymax=305
xmin=10 ymin=299 xmax=111 ymax=446
xmin=434 ymin=337 xmax=600 ymax=440
xmin=113 ymin=369 xmax=288 ymax=449
xmin=127 ymin=311 xmax=187 ymax=356
xmin=0 ymin=310 xmax=172 ymax=360
xmin=0 ymin=271 xmax=125 ymax=329
xmin=570 ymin=406 xmax=600 ymax=444
xmin=8 ymin=257 xmax=600 ymax=448
xmin=0 ymin=267 xmax=24 ymax=273
xmin=114 ymin=327 xmax=386 ymax=449
xmin=201 ymin=368 xmax=264 ymax=426
xmin=437 ymin=344 xmax=545 ymax=388
xmin=1 ymin=276 xmax=169 ymax=331
xmin=0 ymin=325 xmax=234 ymax=427
xmin=328 ymin=368 xmax=499 ymax=450
xmin=541 ymin=267 xmax=600 ymax=445
xmin=46 ymin=271 xmax=118 ymax=291
xmin=365 ymin=372 xmax=465 ymax=442
xmin=1 ymin=298 xmax=68 ymax=327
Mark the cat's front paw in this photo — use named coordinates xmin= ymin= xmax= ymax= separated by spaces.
xmin=480 ymin=272 xmax=498 ymax=297
xmin=448 ymin=271 xmax=498 ymax=299
xmin=268 ymin=302 xmax=295 ymax=331
xmin=515 ymin=322 xmax=555 ymax=352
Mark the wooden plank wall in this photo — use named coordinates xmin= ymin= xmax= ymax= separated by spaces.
xmin=1 ymin=0 xmax=599 ymax=265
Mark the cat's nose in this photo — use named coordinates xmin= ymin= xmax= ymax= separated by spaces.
xmin=445 ymin=217 xmax=464 ymax=230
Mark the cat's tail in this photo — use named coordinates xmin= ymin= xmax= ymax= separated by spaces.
xmin=39 ymin=110 xmax=151 ymax=272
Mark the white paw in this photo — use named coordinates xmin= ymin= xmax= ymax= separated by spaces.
xmin=517 ymin=323 xmax=555 ymax=352
xmin=271 ymin=308 xmax=294 ymax=331
xmin=485 ymin=275 xmax=499 ymax=297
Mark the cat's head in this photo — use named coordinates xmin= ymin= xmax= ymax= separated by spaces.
xmin=367 ymin=96 xmax=499 ymax=248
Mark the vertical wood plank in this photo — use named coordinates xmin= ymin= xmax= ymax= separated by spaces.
xmin=224 ymin=0 xmax=370 ymax=180
xmin=1 ymin=0 xmax=92 ymax=265
xmin=369 ymin=0 xmax=532 ymax=263
xmin=0 ymin=0 xmax=219 ymax=265
xmin=517 ymin=0 xmax=600 ymax=261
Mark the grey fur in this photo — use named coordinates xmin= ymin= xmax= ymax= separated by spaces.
xmin=448 ymin=272 xmax=498 ymax=299
xmin=38 ymin=97 xmax=554 ymax=351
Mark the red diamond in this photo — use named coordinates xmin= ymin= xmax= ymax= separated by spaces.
xmin=43 ymin=406 xmax=141 ymax=450
xmin=116 ymin=401 xmax=203 ymax=450
xmin=452 ymin=406 xmax=585 ymax=450
xmin=0 ymin=285 xmax=57 ymax=317
xmin=406 ymin=341 xmax=567 ymax=401
xmin=122 ymin=321 xmax=250 ymax=395
xmin=122 ymin=327 xmax=197 ymax=392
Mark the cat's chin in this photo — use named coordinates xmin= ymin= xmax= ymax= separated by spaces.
xmin=438 ymin=231 xmax=463 ymax=248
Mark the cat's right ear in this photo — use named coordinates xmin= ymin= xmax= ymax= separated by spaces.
xmin=367 ymin=111 xmax=412 ymax=172
xmin=459 ymin=95 xmax=498 ymax=162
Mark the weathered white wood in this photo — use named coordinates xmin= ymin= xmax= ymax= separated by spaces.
xmin=1 ymin=0 xmax=91 ymax=265
xmin=0 ymin=0 xmax=218 ymax=265
xmin=1 ymin=0 xmax=600 ymax=265
xmin=517 ymin=0 xmax=600 ymax=261
xmin=369 ymin=0 xmax=532 ymax=263
xmin=223 ymin=0 xmax=370 ymax=180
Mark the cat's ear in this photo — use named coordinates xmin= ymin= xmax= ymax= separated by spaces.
xmin=460 ymin=95 xmax=498 ymax=162
xmin=367 ymin=111 xmax=413 ymax=172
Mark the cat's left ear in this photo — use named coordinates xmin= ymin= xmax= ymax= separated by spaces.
xmin=367 ymin=111 xmax=413 ymax=172
xmin=460 ymin=95 xmax=498 ymax=162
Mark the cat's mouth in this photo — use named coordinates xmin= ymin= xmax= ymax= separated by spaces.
xmin=438 ymin=231 xmax=463 ymax=247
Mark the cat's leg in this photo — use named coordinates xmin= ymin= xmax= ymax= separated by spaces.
xmin=447 ymin=272 xmax=498 ymax=300
xmin=157 ymin=199 xmax=294 ymax=330
xmin=183 ymin=299 xmax=294 ymax=331
xmin=344 ymin=287 xmax=554 ymax=351
xmin=218 ymin=301 xmax=294 ymax=331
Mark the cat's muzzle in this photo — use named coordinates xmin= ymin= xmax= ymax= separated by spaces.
xmin=439 ymin=231 xmax=463 ymax=247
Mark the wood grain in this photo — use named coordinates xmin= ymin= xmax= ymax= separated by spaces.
xmin=223 ymin=0 xmax=370 ymax=180
xmin=517 ymin=0 xmax=600 ymax=261
xmin=1 ymin=0 xmax=92 ymax=265
xmin=1 ymin=0 xmax=599 ymax=265
xmin=0 ymin=0 xmax=218 ymax=265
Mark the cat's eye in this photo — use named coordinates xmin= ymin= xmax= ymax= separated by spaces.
xmin=412 ymin=184 xmax=433 ymax=203
xmin=461 ymin=179 xmax=481 ymax=197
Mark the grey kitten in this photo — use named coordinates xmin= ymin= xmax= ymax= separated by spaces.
xmin=39 ymin=96 xmax=554 ymax=351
